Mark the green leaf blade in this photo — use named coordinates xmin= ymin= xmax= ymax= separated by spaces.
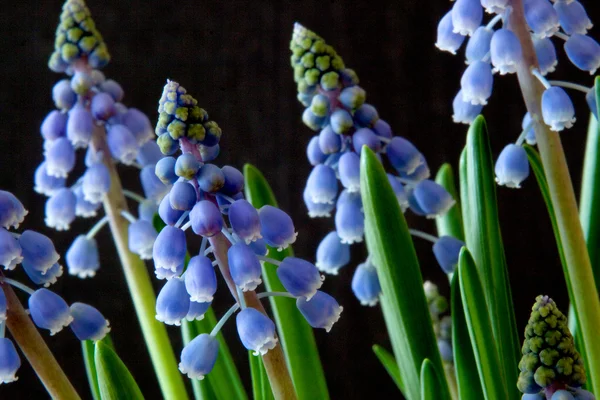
xmin=95 ymin=341 xmax=144 ymax=400
xmin=372 ymin=344 xmax=405 ymax=395
xmin=243 ymin=163 xmax=329 ymax=400
xmin=435 ymin=163 xmax=465 ymax=241
xmin=420 ymin=359 xmax=445 ymax=400
xmin=82 ymin=339 xmax=102 ymax=400
xmin=359 ymin=147 xmax=449 ymax=400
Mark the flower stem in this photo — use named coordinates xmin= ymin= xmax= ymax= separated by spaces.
xmin=509 ymin=0 xmax=600 ymax=391
xmin=209 ymin=233 xmax=298 ymax=400
xmin=1 ymin=277 xmax=81 ymax=399
xmin=91 ymin=125 xmax=189 ymax=400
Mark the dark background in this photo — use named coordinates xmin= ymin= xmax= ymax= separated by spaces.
xmin=1 ymin=0 xmax=599 ymax=398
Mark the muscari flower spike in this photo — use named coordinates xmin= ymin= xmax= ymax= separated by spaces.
xmin=149 ymin=81 xmax=342 ymax=380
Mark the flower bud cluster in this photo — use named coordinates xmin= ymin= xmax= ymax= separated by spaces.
xmin=150 ymin=81 xmax=342 ymax=381
xmin=424 ymin=281 xmax=453 ymax=363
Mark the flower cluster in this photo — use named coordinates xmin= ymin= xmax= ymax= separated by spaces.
xmin=424 ymin=281 xmax=453 ymax=364
xmin=37 ymin=0 xmax=167 ymax=278
xmin=290 ymin=23 xmax=464 ymax=306
xmin=518 ymin=295 xmax=594 ymax=400
xmin=0 ymin=190 xmax=110 ymax=385
xmin=150 ymin=81 xmax=343 ymax=380
xmin=435 ymin=0 xmax=600 ymax=188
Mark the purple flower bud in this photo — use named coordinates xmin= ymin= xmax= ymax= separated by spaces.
xmin=156 ymin=156 xmax=179 ymax=185
xmin=296 ymin=291 xmax=342 ymax=332
xmin=221 ymin=166 xmax=244 ymax=196
xmin=82 ymin=163 xmax=111 ymax=204
xmin=433 ymin=236 xmax=465 ymax=274
xmin=330 ymin=109 xmax=354 ymax=135
xmin=335 ymin=191 xmax=364 ymax=244
xmin=339 ymin=152 xmax=360 ymax=192
xmin=354 ymin=104 xmax=379 ymax=128
xmin=524 ymin=0 xmax=560 ymax=38
xmin=175 ymin=153 xmax=201 ymax=180
xmin=541 ymin=86 xmax=576 ymax=131
xmin=199 ymin=144 xmax=220 ymax=162
xmin=137 ymin=141 xmax=164 ymax=167
xmin=0 ymin=192 xmax=27 ymax=230
xmin=481 ymin=0 xmax=509 ymax=14
xmin=66 ymin=107 xmax=93 ymax=148
xmin=70 ymin=71 xmax=94 ymax=95
xmin=460 ymin=61 xmax=493 ymax=106
xmin=352 ymin=128 xmax=382 ymax=153
xmin=339 ymin=86 xmax=366 ymax=110
xmin=74 ymin=186 xmax=101 ymax=218
xmin=179 ymin=333 xmax=219 ymax=380
xmin=318 ymin=126 xmax=342 ymax=155
xmin=190 ymin=200 xmax=223 ymax=237
xmin=29 ymin=288 xmax=73 ymax=335
xmin=70 ymin=303 xmax=110 ymax=341
xmin=465 ymin=26 xmax=493 ymax=64
xmin=0 ymin=228 xmax=22 ymax=270
xmin=258 ymin=206 xmax=297 ymax=251
xmin=19 ymin=230 xmax=59 ymax=275
xmin=277 ymin=257 xmax=323 ymax=300
xmin=66 ymin=235 xmax=100 ymax=278
xmin=52 ymin=80 xmax=77 ymax=111
xmin=490 ymin=28 xmax=522 ymax=75
xmin=99 ymin=80 xmax=124 ymax=102
xmin=128 ymin=220 xmax=157 ymax=260
xmin=307 ymin=136 xmax=328 ymax=166
xmin=140 ymin=165 xmax=169 ymax=203
xmin=409 ymin=180 xmax=455 ymax=218
xmin=34 ymin=161 xmax=66 ymax=196
xmin=157 ymin=133 xmax=179 ymax=156
xmin=170 ymin=182 xmax=198 ymax=211
xmin=315 ymin=231 xmax=350 ymax=275
xmin=495 ymin=144 xmax=530 ymax=188
xmin=185 ymin=256 xmax=217 ymax=302
xmin=45 ymin=188 xmax=76 ymax=231
xmin=554 ymin=0 xmax=592 ymax=35
xmin=533 ymin=37 xmax=558 ymax=75
xmin=91 ymin=92 xmax=116 ymax=121
xmin=306 ymin=164 xmax=338 ymax=204
xmin=107 ymin=124 xmax=139 ymax=165
xmin=310 ymin=94 xmax=330 ymax=117
xmin=159 ymin=193 xmax=184 ymax=226
xmin=229 ymin=200 xmax=262 ymax=243
xmin=153 ymin=226 xmax=186 ymax=276
xmin=351 ymin=261 xmax=381 ymax=306
xmin=451 ymin=0 xmax=483 ymax=36
xmin=123 ymin=108 xmax=153 ymax=145
xmin=436 ymin=11 xmax=466 ymax=54
xmin=41 ymin=110 xmax=67 ymax=141
xmin=186 ymin=300 xmax=211 ymax=321
xmin=385 ymin=136 xmax=423 ymax=175
xmin=564 ymin=34 xmax=600 ymax=74
xmin=452 ymin=89 xmax=483 ymax=124
xmin=197 ymin=164 xmax=225 ymax=193
xmin=45 ymin=137 xmax=75 ymax=178
xmin=302 ymin=108 xmax=327 ymax=131
xmin=236 ymin=308 xmax=278 ymax=355
xmin=228 ymin=242 xmax=263 ymax=291
xmin=0 ymin=338 xmax=20 ymax=383
xmin=303 ymin=187 xmax=335 ymax=218
xmin=387 ymin=174 xmax=409 ymax=212
xmin=373 ymin=119 xmax=393 ymax=139
xmin=156 ymin=278 xmax=190 ymax=326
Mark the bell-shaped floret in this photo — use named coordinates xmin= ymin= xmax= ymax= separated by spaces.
xmin=229 ymin=200 xmax=262 ymax=243
xmin=107 ymin=124 xmax=139 ymax=165
xmin=305 ymin=164 xmax=338 ymax=204
xmin=186 ymin=301 xmax=211 ymax=321
xmin=44 ymin=188 xmax=76 ymax=231
xmin=34 ymin=162 xmax=66 ymax=196
xmin=122 ymin=108 xmax=153 ymax=145
xmin=466 ymin=26 xmax=493 ymax=64
xmin=524 ymin=0 xmax=560 ymax=38
xmin=99 ymin=80 xmax=124 ymax=102
xmin=74 ymin=186 xmax=100 ymax=218
xmin=315 ymin=231 xmax=350 ymax=275
xmin=0 ymin=338 xmax=20 ymax=384
xmin=190 ymin=200 xmax=223 ymax=237
xmin=140 ymin=165 xmax=169 ymax=202
xmin=330 ymin=109 xmax=354 ymax=135
xmin=153 ymin=226 xmax=186 ymax=275
xmin=302 ymin=108 xmax=327 ymax=131
xmin=82 ymin=163 xmax=110 ymax=204
xmin=495 ymin=144 xmax=530 ymax=188
xmin=184 ymin=256 xmax=217 ymax=303
xmin=481 ymin=0 xmax=509 ymax=15
xmin=52 ymin=79 xmax=77 ymax=111
xmin=137 ymin=141 xmax=164 ymax=167
xmin=66 ymin=235 xmax=100 ymax=278
xmin=40 ymin=110 xmax=67 ymax=141
xmin=554 ymin=0 xmax=592 ymax=35
xmin=156 ymin=278 xmax=190 ymax=326
xmin=45 ymin=137 xmax=75 ymax=178
xmin=277 ymin=257 xmax=323 ymax=300
xmin=66 ymin=107 xmax=93 ymax=148
xmin=155 ymin=156 xmax=178 ymax=185
xmin=158 ymin=193 xmax=184 ymax=226
xmin=409 ymin=180 xmax=455 ymax=218
xmin=490 ymin=28 xmax=522 ymax=74
xmin=0 ymin=228 xmax=22 ymax=270
xmin=22 ymin=262 xmax=63 ymax=287
xmin=451 ymin=0 xmax=483 ymax=36
xmin=353 ymin=128 xmax=382 ymax=153
xmin=460 ymin=61 xmax=493 ymax=106
xmin=351 ymin=261 xmax=381 ymax=306
xmin=385 ymin=136 xmax=423 ymax=175
xmin=258 ymin=206 xmax=297 ymax=251
xmin=534 ymin=37 xmax=558 ymax=76
xmin=541 ymin=86 xmax=576 ymax=131
xmin=220 ymin=166 xmax=244 ymax=196
xmin=236 ymin=308 xmax=278 ymax=356
xmin=338 ymin=152 xmax=360 ymax=192
xmin=564 ymin=34 xmax=600 ymax=74
xmin=339 ymin=86 xmax=366 ymax=110
xmin=128 ymin=220 xmax=157 ymax=260
xmin=69 ymin=303 xmax=110 ymax=341
xmin=318 ymin=126 xmax=342 ymax=154
xmin=452 ymin=89 xmax=483 ymax=124
xmin=169 ymin=182 xmax=197 ymax=211
xmin=307 ymin=136 xmax=327 ymax=166
xmin=335 ymin=191 xmax=364 ymax=244
xmin=387 ymin=174 xmax=409 ymax=212
xmin=91 ymin=92 xmax=116 ymax=121
xmin=373 ymin=119 xmax=392 ymax=139
xmin=303 ymin=188 xmax=335 ymax=218
xmin=179 ymin=333 xmax=219 ymax=380
xmin=175 ymin=153 xmax=202 ymax=181
xmin=354 ymin=104 xmax=379 ymax=128
xmin=433 ymin=236 xmax=465 ymax=274
xmin=197 ymin=164 xmax=225 ymax=193
xmin=29 ymin=288 xmax=73 ymax=335
xmin=296 ymin=291 xmax=342 ymax=332
xmin=228 ymin=242 xmax=263 ymax=291
xmin=436 ymin=11 xmax=466 ymax=54
xmin=19 ymin=230 xmax=59 ymax=275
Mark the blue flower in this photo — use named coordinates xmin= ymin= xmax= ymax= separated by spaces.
xmin=122 ymin=108 xmax=154 ymax=146
xmin=0 ymin=338 xmax=20 ymax=384
xmin=45 ymin=137 xmax=75 ymax=178
xmin=465 ymin=26 xmax=493 ymax=65
xmin=408 ymin=180 xmax=455 ymax=218
xmin=169 ymin=182 xmax=197 ymax=211
xmin=140 ymin=165 xmax=169 ymax=202
xmin=128 ymin=220 xmax=157 ymax=260
xmin=82 ymin=163 xmax=111 ymax=203
xmin=495 ymin=144 xmax=530 ymax=188
xmin=338 ymin=152 xmax=360 ymax=192
xmin=99 ymin=79 xmax=124 ymax=102
xmin=296 ymin=291 xmax=343 ymax=332
xmin=451 ymin=0 xmax=482 ymax=36
xmin=220 ymin=166 xmax=244 ymax=196
xmin=481 ymin=0 xmax=509 ymax=15
xmin=490 ymin=28 xmax=522 ymax=75
xmin=66 ymin=107 xmax=93 ymax=148
xmin=305 ymin=164 xmax=338 ymax=204
xmin=315 ymin=231 xmax=350 ymax=275
xmin=307 ymin=136 xmax=328 ymax=166
xmin=158 ymin=192 xmax=184 ymax=226
xmin=551 ymin=391 xmax=575 ymax=400
xmin=153 ymin=226 xmax=186 ymax=276
xmin=155 ymin=277 xmax=190 ymax=326
xmin=74 ymin=186 xmax=101 ymax=218
xmin=236 ymin=307 xmax=278 ymax=356
xmin=432 ymin=236 xmax=465 ymax=274
xmin=318 ymin=126 xmax=342 ymax=154
xmin=385 ymin=136 xmax=423 ymax=175
xmin=137 ymin=141 xmax=164 ymax=167
xmin=106 ymin=124 xmax=139 ymax=165
xmin=229 ymin=200 xmax=262 ymax=243
xmin=22 ymin=262 xmax=64 ymax=287
xmin=533 ymin=37 xmax=558 ymax=76
xmin=45 ymin=188 xmax=77 ymax=231
xmin=66 ymin=235 xmax=100 ymax=278
xmin=554 ymin=0 xmax=592 ymax=36
xmin=277 ymin=257 xmax=323 ymax=300
xmin=387 ymin=174 xmax=409 ymax=212
xmin=564 ymin=34 xmax=600 ymax=75
xmin=52 ymin=79 xmax=77 ymax=111
xmin=34 ymin=162 xmax=66 ymax=196
xmin=452 ymin=89 xmax=483 ymax=124
xmin=0 ymin=228 xmax=22 ymax=270
xmin=460 ymin=61 xmax=493 ymax=105
xmin=40 ymin=110 xmax=67 ymax=141
xmin=541 ymin=86 xmax=576 ymax=131
xmin=155 ymin=156 xmax=179 ymax=185
xmin=91 ymin=93 xmax=116 ymax=121
xmin=19 ymin=230 xmax=60 ymax=275
xmin=190 ymin=200 xmax=223 ymax=237
xmin=258 ymin=206 xmax=297 ymax=251
xmin=184 ymin=256 xmax=217 ymax=303
xmin=196 ymin=164 xmax=225 ymax=193
xmin=228 ymin=242 xmax=263 ymax=292
xmin=524 ymin=0 xmax=560 ymax=39
xmin=335 ymin=191 xmax=364 ymax=244
xmin=69 ymin=302 xmax=110 ymax=341
xmin=186 ymin=301 xmax=211 ymax=322
xmin=436 ymin=11 xmax=466 ymax=54
xmin=351 ymin=261 xmax=381 ymax=306
xmin=339 ymin=86 xmax=367 ymax=110
xmin=29 ymin=288 xmax=73 ymax=335
xmin=175 ymin=153 xmax=202 ymax=180
xmin=179 ymin=333 xmax=219 ymax=380
xmin=330 ymin=109 xmax=354 ymax=135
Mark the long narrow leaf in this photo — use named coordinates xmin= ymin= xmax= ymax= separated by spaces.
xmin=243 ymin=163 xmax=329 ymax=400
xmin=462 ymin=116 xmax=520 ymax=397
xmin=458 ymin=249 xmax=508 ymax=400
xmin=450 ymin=274 xmax=484 ymax=400
xmin=420 ymin=359 xmax=445 ymax=400
xmin=372 ymin=344 xmax=405 ymax=394
xmin=435 ymin=163 xmax=465 ymax=241
xmin=360 ymin=147 xmax=449 ymax=400
xmin=82 ymin=340 xmax=101 ymax=400
xmin=95 ymin=341 xmax=144 ymax=400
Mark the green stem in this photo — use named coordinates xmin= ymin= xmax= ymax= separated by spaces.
xmin=91 ymin=125 xmax=189 ymax=400
xmin=1 ymin=279 xmax=81 ymax=399
xmin=509 ymin=0 xmax=600 ymax=391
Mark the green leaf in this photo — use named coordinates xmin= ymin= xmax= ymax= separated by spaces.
xmin=243 ymin=164 xmax=329 ymax=400
xmin=82 ymin=336 xmax=114 ymax=400
xmin=249 ymin=353 xmax=275 ymax=400
xmin=457 ymin=248 xmax=508 ymax=400
xmin=359 ymin=147 xmax=450 ymax=400
xmin=372 ymin=344 xmax=405 ymax=395
xmin=435 ymin=163 xmax=465 ymax=241
xmin=450 ymin=273 xmax=484 ymax=400
xmin=460 ymin=116 xmax=520 ymax=397
xmin=95 ymin=340 xmax=144 ymax=400
xmin=420 ymin=359 xmax=445 ymax=400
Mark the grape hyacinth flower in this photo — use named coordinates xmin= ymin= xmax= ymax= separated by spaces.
xmin=290 ymin=24 xmax=456 ymax=305
xmin=150 ymin=80 xmax=342 ymax=381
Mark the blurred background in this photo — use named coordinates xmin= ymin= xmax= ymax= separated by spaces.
xmin=1 ymin=0 xmax=599 ymax=398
